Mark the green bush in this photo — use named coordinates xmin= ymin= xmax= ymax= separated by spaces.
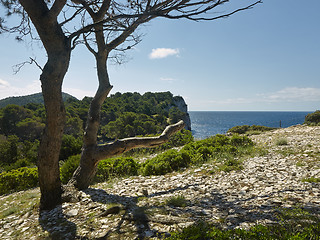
xmin=60 ymin=154 xmax=80 ymax=184
xmin=0 ymin=167 xmax=38 ymax=195
xmin=228 ymin=125 xmax=276 ymax=135
xmin=165 ymin=195 xmax=187 ymax=207
xmin=275 ymin=137 xmax=288 ymax=146
xmin=139 ymin=134 xmax=255 ymax=176
xmin=140 ymin=149 xmax=191 ymax=176
xmin=304 ymin=110 xmax=320 ymax=126
xmin=95 ymin=157 xmax=139 ymax=182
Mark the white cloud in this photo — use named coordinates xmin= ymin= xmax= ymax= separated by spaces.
xmin=0 ymin=77 xmax=95 ymax=100
xmin=258 ymin=87 xmax=320 ymax=102
xmin=0 ymin=79 xmax=41 ymax=99
xmin=160 ymin=77 xmax=176 ymax=82
xmin=149 ymin=48 xmax=179 ymax=59
xmin=0 ymin=79 xmax=10 ymax=87
xmin=196 ymin=87 xmax=320 ymax=111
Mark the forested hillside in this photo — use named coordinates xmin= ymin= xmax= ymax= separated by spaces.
xmin=0 ymin=91 xmax=190 ymax=173
xmin=0 ymin=92 xmax=76 ymax=109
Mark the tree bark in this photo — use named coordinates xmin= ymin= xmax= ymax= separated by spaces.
xmin=18 ymin=0 xmax=71 ymax=210
xmin=37 ymin=51 xmax=70 ymax=210
xmin=70 ymin=120 xmax=185 ymax=190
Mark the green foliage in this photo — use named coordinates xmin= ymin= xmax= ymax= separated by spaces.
xmin=0 ymin=92 xmax=76 ymax=109
xmin=228 ymin=125 xmax=276 ymax=135
xmin=275 ymin=137 xmax=288 ymax=146
xmin=165 ymin=195 xmax=187 ymax=207
xmin=304 ymin=110 xmax=320 ymax=126
xmin=0 ymin=167 xmax=38 ymax=195
xmin=140 ymin=149 xmax=191 ymax=176
xmin=302 ymin=177 xmax=320 ymax=183
xmin=59 ymin=135 xmax=82 ymax=161
xmin=0 ymin=135 xmax=19 ymax=165
xmin=168 ymin=218 xmax=320 ymax=240
xmin=140 ymin=134 xmax=254 ymax=176
xmin=0 ymin=136 xmax=39 ymax=171
xmin=101 ymin=112 xmax=159 ymax=139
xmin=94 ymin=157 xmax=140 ymax=182
xmin=60 ymin=155 xmax=80 ymax=184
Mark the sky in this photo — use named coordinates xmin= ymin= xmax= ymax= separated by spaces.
xmin=0 ymin=0 xmax=319 ymax=111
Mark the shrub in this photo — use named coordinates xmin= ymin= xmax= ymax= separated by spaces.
xmin=227 ymin=125 xmax=250 ymax=134
xmin=165 ymin=195 xmax=187 ymax=207
xmin=0 ymin=167 xmax=38 ymax=195
xmin=304 ymin=110 xmax=320 ymax=126
xmin=275 ymin=137 xmax=288 ymax=146
xmin=230 ymin=134 xmax=254 ymax=147
xmin=228 ymin=124 xmax=276 ymax=135
xmin=302 ymin=177 xmax=320 ymax=183
xmin=140 ymin=149 xmax=191 ymax=176
xmin=95 ymin=157 xmax=139 ymax=182
xmin=60 ymin=154 xmax=80 ymax=184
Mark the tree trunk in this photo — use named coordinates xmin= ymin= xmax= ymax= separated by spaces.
xmin=70 ymin=51 xmax=112 ymax=190
xmin=17 ymin=0 xmax=72 ymax=210
xmin=38 ymin=51 xmax=70 ymax=210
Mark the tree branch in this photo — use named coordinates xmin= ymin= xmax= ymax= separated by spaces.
xmin=95 ymin=120 xmax=185 ymax=160
xmin=49 ymin=0 xmax=67 ymax=19
xmin=12 ymin=57 xmax=43 ymax=74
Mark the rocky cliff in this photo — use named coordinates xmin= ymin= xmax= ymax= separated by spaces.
xmin=172 ymin=96 xmax=192 ymax=131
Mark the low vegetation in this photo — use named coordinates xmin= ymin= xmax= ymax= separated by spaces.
xmin=1 ymin=122 xmax=320 ymax=239
xmin=168 ymin=206 xmax=320 ymax=240
xmin=304 ymin=110 xmax=320 ymax=126
xmin=274 ymin=137 xmax=288 ymax=146
xmin=165 ymin=195 xmax=188 ymax=207
xmin=227 ymin=124 xmax=276 ymax=135
xmin=1 ymin=132 xmax=259 ymax=195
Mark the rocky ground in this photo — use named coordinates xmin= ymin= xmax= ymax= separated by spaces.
xmin=1 ymin=125 xmax=320 ymax=239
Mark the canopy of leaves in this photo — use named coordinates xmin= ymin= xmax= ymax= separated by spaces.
xmin=0 ymin=91 xmax=188 ymax=170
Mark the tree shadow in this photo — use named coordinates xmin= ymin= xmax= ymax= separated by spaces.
xmin=83 ymin=184 xmax=196 ymax=239
xmin=38 ymin=205 xmax=81 ymax=240
xmin=37 ymin=181 xmax=320 ymax=239
xmin=84 ymin=182 xmax=320 ymax=239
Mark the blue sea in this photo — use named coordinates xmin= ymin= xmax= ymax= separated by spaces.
xmin=189 ymin=111 xmax=312 ymax=139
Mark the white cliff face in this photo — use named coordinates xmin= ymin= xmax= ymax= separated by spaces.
xmin=173 ymin=96 xmax=191 ymax=131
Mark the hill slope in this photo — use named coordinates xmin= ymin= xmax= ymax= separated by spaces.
xmin=0 ymin=124 xmax=319 ymax=239
xmin=0 ymin=92 xmax=77 ymax=108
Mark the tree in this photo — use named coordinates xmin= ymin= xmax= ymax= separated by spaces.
xmin=1 ymin=0 xmax=261 ymax=210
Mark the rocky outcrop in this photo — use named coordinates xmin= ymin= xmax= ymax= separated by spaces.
xmin=1 ymin=125 xmax=320 ymax=239
xmin=172 ymin=96 xmax=191 ymax=131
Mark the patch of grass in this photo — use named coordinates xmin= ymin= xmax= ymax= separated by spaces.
xmin=217 ymin=158 xmax=243 ymax=172
xmin=302 ymin=177 xmax=320 ymax=183
xmin=165 ymin=195 xmax=187 ymax=207
xmin=0 ymin=190 xmax=40 ymax=219
xmin=275 ymin=137 xmax=288 ymax=146
xmin=0 ymin=206 xmax=19 ymax=218
xmin=168 ymin=207 xmax=320 ymax=239
xmin=228 ymin=125 xmax=276 ymax=135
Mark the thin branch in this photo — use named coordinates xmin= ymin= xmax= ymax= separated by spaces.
xmin=95 ymin=120 xmax=185 ymax=160
xmin=83 ymin=33 xmax=97 ymax=56
xmin=12 ymin=57 xmax=43 ymax=74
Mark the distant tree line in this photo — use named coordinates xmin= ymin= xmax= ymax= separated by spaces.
xmin=0 ymin=91 xmax=188 ymax=172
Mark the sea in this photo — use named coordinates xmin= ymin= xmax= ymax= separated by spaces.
xmin=189 ymin=111 xmax=312 ymax=139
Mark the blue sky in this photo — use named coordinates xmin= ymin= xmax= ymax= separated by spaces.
xmin=0 ymin=0 xmax=319 ymax=111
